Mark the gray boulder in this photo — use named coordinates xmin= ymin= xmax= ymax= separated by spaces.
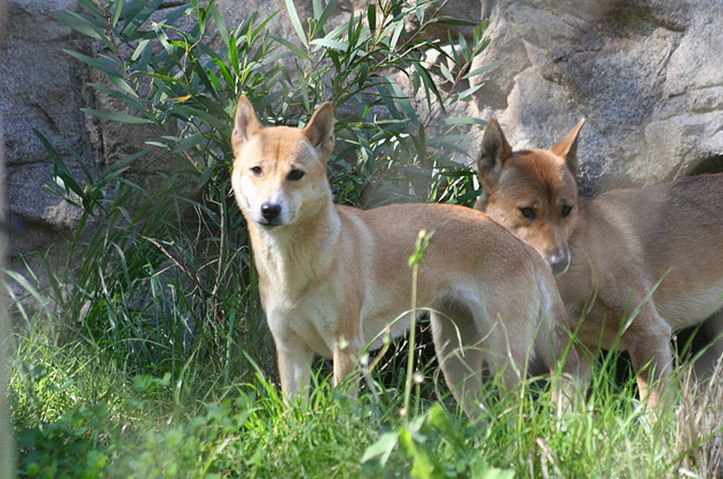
xmin=1 ymin=0 xmax=93 ymax=254
xmin=468 ymin=0 xmax=723 ymax=193
xmin=2 ymin=0 xmax=722 ymax=262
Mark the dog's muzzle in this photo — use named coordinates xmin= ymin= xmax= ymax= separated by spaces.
xmin=259 ymin=202 xmax=282 ymax=227
xmin=547 ymin=250 xmax=570 ymax=276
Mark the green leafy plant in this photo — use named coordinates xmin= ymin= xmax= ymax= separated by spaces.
xmin=23 ymin=0 xmax=492 ymax=392
xmin=362 ymin=404 xmax=514 ymax=479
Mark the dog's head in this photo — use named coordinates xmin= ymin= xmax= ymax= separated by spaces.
xmin=475 ymin=118 xmax=585 ymax=275
xmin=231 ymin=96 xmax=335 ymax=228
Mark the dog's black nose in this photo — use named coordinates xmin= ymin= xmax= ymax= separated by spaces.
xmin=547 ymin=250 xmax=570 ymax=276
xmin=260 ymin=202 xmax=281 ymax=222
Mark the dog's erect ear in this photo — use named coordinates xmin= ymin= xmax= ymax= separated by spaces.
xmin=552 ymin=118 xmax=585 ymax=177
xmin=303 ymin=102 xmax=335 ymax=162
xmin=477 ymin=118 xmax=512 ymax=191
xmin=232 ymin=95 xmax=262 ymax=155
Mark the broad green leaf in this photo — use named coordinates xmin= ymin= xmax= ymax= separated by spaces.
xmin=210 ymin=3 xmax=230 ymax=46
xmin=464 ymin=61 xmax=501 ymax=79
xmin=228 ymin=34 xmax=240 ymax=75
xmin=171 ymin=106 xmax=227 ymax=131
xmin=360 ymin=432 xmax=398 ymax=465
xmin=111 ymin=0 xmax=125 ymax=28
xmin=87 ymin=83 xmax=147 ymax=114
xmin=367 ymin=4 xmax=376 ymax=36
xmin=105 ymin=76 xmax=139 ymax=98
xmin=271 ymin=35 xmax=309 ymax=60
xmin=33 ymin=129 xmax=85 ymax=201
xmin=398 ymin=429 xmax=438 ymax=479
xmin=412 ymin=62 xmax=443 ymax=110
xmin=62 ymin=49 xmax=123 ymax=78
xmin=284 ymin=0 xmax=307 ymax=45
xmin=122 ymin=0 xmax=164 ymax=39
xmin=454 ymin=82 xmax=484 ymax=102
xmin=51 ymin=11 xmax=105 ymax=40
xmin=439 ymin=63 xmax=455 ymax=83
xmin=312 ymin=0 xmax=337 ymax=38
xmin=77 ymin=0 xmax=104 ymax=20
xmin=310 ymin=38 xmax=349 ymax=52
xmin=130 ymin=38 xmax=152 ymax=61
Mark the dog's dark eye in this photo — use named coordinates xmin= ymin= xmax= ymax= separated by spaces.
xmin=250 ymin=166 xmax=263 ymax=176
xmin=519 ymin=207 xmax=537 ymax=220
xmin=287 ymin=169 xmax=305 ymax=181
xmin=561 ymin=204 xmax=573 ymax=218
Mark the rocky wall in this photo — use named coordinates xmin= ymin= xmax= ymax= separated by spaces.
xmin=2 ymin=0 xmax=721 ymax=260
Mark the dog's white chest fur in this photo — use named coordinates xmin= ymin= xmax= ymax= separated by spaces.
xmin=264 ymin=285 xmax=341 ymax=357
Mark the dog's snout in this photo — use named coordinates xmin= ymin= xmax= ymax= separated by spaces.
xmin=547 ymin=250 xmax=570 ymax=276
xmin=260 ymin=202 xmax=281 ymax=222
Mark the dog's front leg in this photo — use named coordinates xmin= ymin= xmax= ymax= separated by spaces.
xmin=333 ymin=338 xmax=361 ymax=398
xmin=274 ymin=331 xmax=315 ymax=403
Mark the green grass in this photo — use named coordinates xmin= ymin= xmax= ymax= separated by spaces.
xmin=9 ymin=311 xmax=722 ymax=478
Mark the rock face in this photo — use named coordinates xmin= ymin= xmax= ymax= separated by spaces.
xmin=1 ymin=0 xmax=722 ymax=259
xmin=468 ymin=0 xmax=723 ymax=193
xmin=1 ymin=0 xmax=95 ymax=255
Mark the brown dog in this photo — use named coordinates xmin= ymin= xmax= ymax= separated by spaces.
xmin=474 ymin=118 xmax=723 ymax=408
xmin=230 ymin=97 xmax=580 ymax=416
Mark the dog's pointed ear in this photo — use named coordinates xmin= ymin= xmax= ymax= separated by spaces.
xmin=477 ymin=118 xmax=512 ymax=191
xmin=232 ymin=95 xmax=262 ymax=155
xmin=552 ymin=118 xmax=585 ymax=177
xmin=303 ymin=102 xmax=335 ymax=162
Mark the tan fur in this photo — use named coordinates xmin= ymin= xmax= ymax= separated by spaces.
xmin=474 ymin=118 xmax=723 ymax=408
xmin=230 ymin=97 xmax=580 ymax=416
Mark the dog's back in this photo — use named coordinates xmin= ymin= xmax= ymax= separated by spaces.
xmin=594 ymin=173 xmax=723 ymax=327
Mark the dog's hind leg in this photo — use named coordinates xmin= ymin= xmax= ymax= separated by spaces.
xmin=623 ymin=303 xmax=674 ymax=410
xmin=695 ymin=309 xmax=723 ymax=379
xmin=430 ymin=299 xmax=485 ymax=417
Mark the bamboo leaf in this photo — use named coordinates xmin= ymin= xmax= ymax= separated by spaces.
xmin=87 ymin=83 xmax=147 ymax=114
xmin=367 ymin=4 xmax=376 ymax=36
xmin=310 ymin=38 xmax=349 ymax=52
xmin=210 ymin=3 xmax=230 ymax=46
xmin=271 ymin=35 xmax=309 ymax=60
xmin=51 ymin=11 xmax=105 ymax=40
xmin=463 ymin=61 xmax=501 ymax=79
xmin=111 ymin=0 xmax=125 ymax=28
xmin=33 ymin=129 xmax=85 ymax=200
xmin=312 ymin=0 xmax=337 ymax=38
xmin=439 ymin=63 xmax=455 ymax=83
xmin=284 ymin=0 xmax=307 ymax=46
xmin=62 ymin=49 xmax=124 ymax=78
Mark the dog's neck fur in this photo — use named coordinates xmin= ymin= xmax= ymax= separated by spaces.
xmin=249 ymin=193 xmax=340 ymax=303
xmin=570 ymin=195 xmax=622 ymax=250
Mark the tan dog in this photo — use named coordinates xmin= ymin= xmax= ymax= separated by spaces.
xmin=474 ymin=118 xmax=723 ymax=408
xmin=230 ymin=96 xmax=579 ymax=416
